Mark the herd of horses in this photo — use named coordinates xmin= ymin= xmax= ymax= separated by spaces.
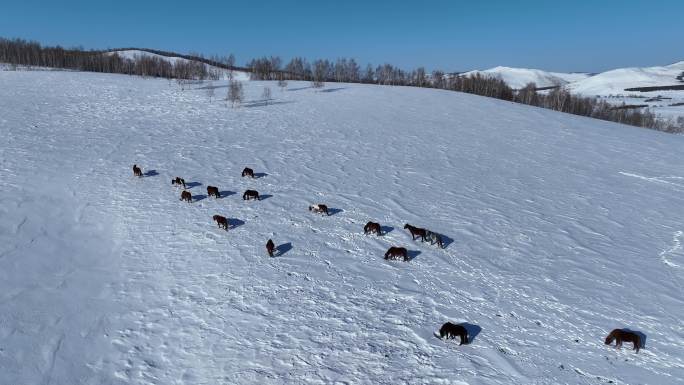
xmin=132 ymin=163 xmax=644 ymax=353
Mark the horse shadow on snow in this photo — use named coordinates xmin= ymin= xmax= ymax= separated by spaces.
xmin=380 ymin=225 xmax=394 ymax=235
xmin=229 ymin=218 xmax=245 ymax=229
xmin=275 ymin=242 xmax=293 ymax=256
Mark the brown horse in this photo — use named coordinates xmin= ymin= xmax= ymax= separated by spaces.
xmin=171 ymin=177 xmax=186 ymax=189
xmin=213 ymin=215 xmax=228 ymax=230
xmin=404 ymin=224 xmax=427 ymax=242
xmin=384 ymin=247 xmax=408 ymax=261
xmin=133 ymin=164 xmax=143 ymax=177
xmin=207 ymin=186 xmax=220 ymax=198
xmin=426 ymin=230 xmax=444 ymax=248
xmin=364 ymin=221 xmax=382 ymax=235
xmin=243 ymin=190 xmax=260 ymax=200
xmin=309 ymin=204 xmax=329 ymax=215
xmin=242 ymin=167 xmax=255 ymax=178
xmin=605 ymin=329 xmax=642 ymax=353
xmin=180 ymin=190 xmax=192 ymax=203
xmin=439 ymin=322 xmax=468 ymax=345
xmin=266 ymin=239 xmax=275 ymax=257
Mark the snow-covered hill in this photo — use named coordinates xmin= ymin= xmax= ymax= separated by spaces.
xmin=1 ymin=71 xmax=684 ymax=385
xmin=463 ymin=62 xmax=684 ymax=121
xmin=107 ymin=49 xmax=250 ymax=81
xmin=461 ymin=66 xmax=591 ymax=89
xmin=566 ymin=61 xmax=684 ymax=96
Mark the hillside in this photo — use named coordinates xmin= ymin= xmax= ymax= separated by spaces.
xmin=463 ymin=62 xmax=684 ymax=122
xmin=461 ymin=66 xmax=591 ymax=89
xmin=566 ymin=62 xmax=684 ymax=96
xmin=106 ymin=49 xmax=251 ymax=81
xmin=1 ymin=71 xmax=683 ymax=385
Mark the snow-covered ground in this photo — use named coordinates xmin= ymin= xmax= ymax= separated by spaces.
xmin=461 ymin=66 xmax=590 ymax=89
xmin=566 ymin=62 xmax=684 ymax=96
xmin=564 ymin=61 xmax=684 ymax=122
xmin=1 ymin=70 xmax=684 ymax=385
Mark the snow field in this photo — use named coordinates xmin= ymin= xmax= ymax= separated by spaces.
xmin=1 ymin=71 xmax=683 ymax=384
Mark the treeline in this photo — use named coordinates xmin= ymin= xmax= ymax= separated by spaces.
xmin=624 ymin=85 xmax=684 ymax=92
xmin=0 ymin=38 xmax=215 ymax=80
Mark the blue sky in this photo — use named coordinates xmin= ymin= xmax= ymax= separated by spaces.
xmin=1 ymin=0 xmax=682 ymax=72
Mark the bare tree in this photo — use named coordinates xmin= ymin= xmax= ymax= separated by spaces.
xmin=362 ymin=64 xmax=375 ymax=83
xmin=262 ymin=86 xmax=272 ymax=105
xmin=207 ymin=81 xmax=215 ymax=102
xmin=225 ymin=53 xmax=236 ymax=79
xmin=278 ymin=77 xmax=288 ymax=91
xmin=312 ymin=59 xmax=329 ymax=88
xmin=227 ymin=79 xmax=244 ymax=107
xmin=432 ymin=70 xmax=445 ymax=89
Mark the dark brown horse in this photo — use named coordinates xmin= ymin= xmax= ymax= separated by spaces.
xmin=605 ymin=329 xmax=642 ymax=353
xmin=207 ymin=186 xmax=220 ymax=198
xmin=439 ymin=322 xmax=468 ymax=345
xmin=384 ymin=247 xmax=408 ymax=261
xmin=242 ymin=167 xmax=255 ymax=178
xmin=426 ymin=230 xmax=444 ymax=248
xmin=171 ymin=177 xmax=186 ymax=189
xmin=243 ymin=190 xmax=260 ymax=200
xmin=213 ymin=215 xmax=228 ymax=230
xmin=180 ymin=190 xmax=192 ymax=203
xmin=133 ymin=164 xmax=143 ymax=177
xmin=266 ymin=239 xmax=275 ymax=257
xmin=364 ymin=221 xmax=382 ymax=235
xmin=309 ymin=204 xmax=329 ymax=215
xmin=404 ymin=224 xmax=427 ymax=242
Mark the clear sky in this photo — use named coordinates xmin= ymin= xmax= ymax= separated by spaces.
xmin=1 ymin=0 xmax=682 ymax=73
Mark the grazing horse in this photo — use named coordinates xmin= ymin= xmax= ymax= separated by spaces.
xmin=439 ymin=322 xmax=468 ymax=345
xmin=242 ymin=167 xmax=255 ymax=178
xmin=309 ymin=204 xmax=329 ymax=215
xmin=426 ymin=230 xmax=444 ymax=248
xmin=180 ymin=190 xmax=192 ymax=203
xmin=404 ymin=224 xmax=427 ymax=242
xmin=171 ymin=177 xmax=186 ymax=189
xmin=605 ymin=329 xmax=642 ymax=353
xmin=243 ymin=190 xmax=260 ymax=200
xmin=213 ymin=215 xmax=228 ymax=230
xmin=207 ymin=186 xmax=220 ymax=198
xmin=384 ymin=247 xmax=408 ymax=261
xmin=364 ymin=221 xmax=382 ymax=235
xmin=133 ymin=164 xmax=143 ymax=177
xmin=266 ymin=239 xmax=275 ymax=257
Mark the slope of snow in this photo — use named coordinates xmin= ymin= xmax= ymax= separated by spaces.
xmin=107 ymin=49 xmax=250 ymax=81
xmin=1 ymin=71 xmax=684 ymax=385
xmin=462 ymin=66 xmax=591 ymax=89
xmin=566 ymin=62 xmax=684 ymax=96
